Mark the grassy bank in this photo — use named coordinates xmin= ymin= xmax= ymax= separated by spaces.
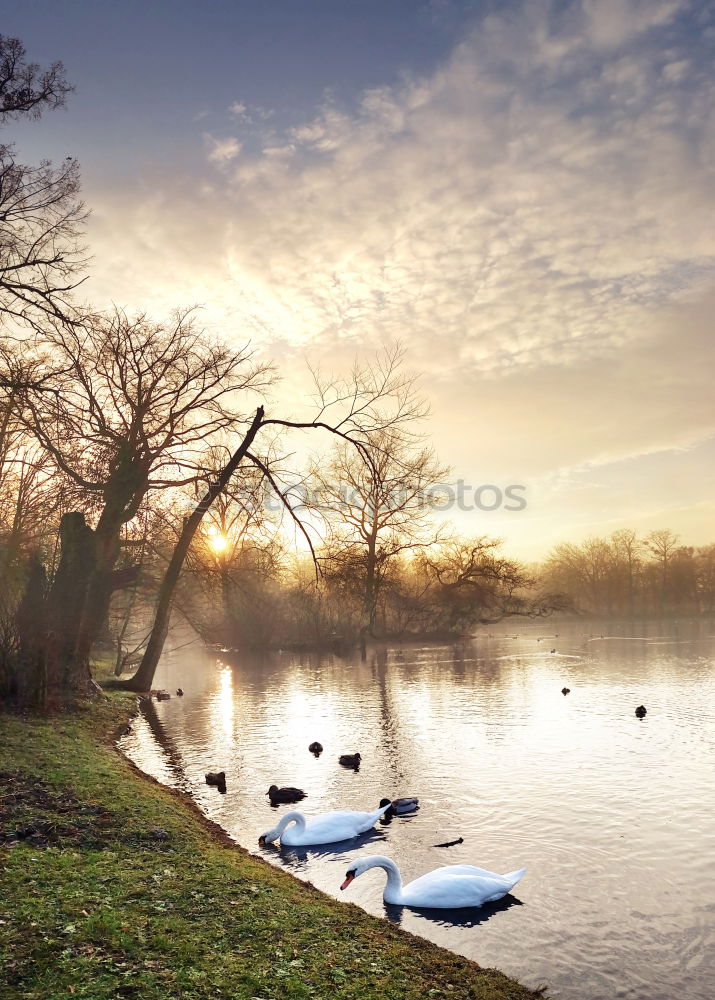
xmin=0 ymin=695 xmax=545 ymax=1000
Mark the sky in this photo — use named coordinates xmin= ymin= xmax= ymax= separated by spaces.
xmin=3 ymin=0 xmax=715 ymax=559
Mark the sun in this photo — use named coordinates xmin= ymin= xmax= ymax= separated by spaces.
xmin=207 ymin=529 xmax=229 ymax=554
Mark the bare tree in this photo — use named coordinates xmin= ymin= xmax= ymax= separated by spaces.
xmin=539 ymin=528 xmax=710 ymax=617
xmin=307 ymin=426 xmax=448 ymax=635
xmin=645 ymin=529 xmax=680 ymax=613
xmin=0 ymin=35 xmax=86 ymax=330
xmin=416 ymin=537 xmax=561 ymax=631
xmin=14 ymin=309 xmax=271 ymax=700
xmin=542 ymin=537 xmax=617 ymax=615
xmin=695 ymin=544 xmax=715 ymax=616
xmin=610 ymin=528 xmax=643 ymax=617
xmin=124 ymin=346 xmax=438 ymax=689
xmin=1 ymin=36 xmax=72 ymax=120
xmin=0 ymin=371 xmax=68 ymax=602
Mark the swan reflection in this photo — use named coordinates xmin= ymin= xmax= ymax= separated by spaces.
xmin=262 ymin=827 xmax=389 ymax=872
xmin=384 ymin=892 xmax=524 ymax=928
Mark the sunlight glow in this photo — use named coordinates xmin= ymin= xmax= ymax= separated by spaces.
xmin=209 ymin=663 xmax=235 ymax=740
xmin=207 ymin=528 xmax=229 ymax=554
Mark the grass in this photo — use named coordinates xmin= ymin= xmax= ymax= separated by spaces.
xmin=0 ymin=694 xmax=547 ymax=1000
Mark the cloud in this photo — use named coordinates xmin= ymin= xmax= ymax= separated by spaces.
xmin=581 ymin=0 xmax=682 ymax=49
xmin=229 ymin=100 xmax=247 ymax=116
xmin=84 ymin=0 xmax=715 ymax=552
xmin=204 ymin=134 xmax=242 ymax=165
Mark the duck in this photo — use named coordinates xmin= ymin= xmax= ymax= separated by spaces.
xmin=176 ymin=688 xmax=184 ymax=696
xmin=267 ymin=785 xmax=306 ymax=804
xmin=339 ymin=752 xmax=361 ymax=768
xmin=308 ymin=741 xmax=323 ymax=755
xmin=561 ymin=687 xmax=570 ymax=695
xmin=379 ymin=797 xmax=419 ymax=815
xmin=635 ymin=705 xmax=647 ymax=718
xmin=259 ymin=803 xmax=390 ymax=846
xmin=340 ymin=855 xmax=526 ymax=909
xmin=205 ymin=771 xmax=226 ymax=792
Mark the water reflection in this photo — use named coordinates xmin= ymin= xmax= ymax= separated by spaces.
xmin=119 ymin=618 xmax=715 ymax=1000
xmin=261 ymin=826 xmax=391 ymax=872
xmin=384 ymin=893 xmax=524 ymax=928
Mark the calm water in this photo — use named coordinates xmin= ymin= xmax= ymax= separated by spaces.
xmin=119 ymin=619 xmax=715 ymax=1000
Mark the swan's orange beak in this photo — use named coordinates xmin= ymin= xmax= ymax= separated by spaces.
xmin=340 ymin=873 xmax=355 ymax=891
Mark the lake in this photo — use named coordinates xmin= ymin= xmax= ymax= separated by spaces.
xmin=119 ymin=618 xmax=715 ymax=1000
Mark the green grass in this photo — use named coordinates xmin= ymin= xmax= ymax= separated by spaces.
xmin=0 ymin=695 xmax=546 ymax=1000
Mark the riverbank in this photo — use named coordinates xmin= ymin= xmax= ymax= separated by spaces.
xmin=0 ymin=694 xmax=544 ymax=1000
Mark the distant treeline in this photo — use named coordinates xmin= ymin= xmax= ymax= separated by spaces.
xmin=538 ymin=529 xmax=715 ymax=619
xmin=174 ymin=527 xmax=714 ymax=651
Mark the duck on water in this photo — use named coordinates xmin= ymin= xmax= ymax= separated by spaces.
xmin=267 ymin=785 xmax=306 ymax=804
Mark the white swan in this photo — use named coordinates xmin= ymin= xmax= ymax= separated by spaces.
xmin=340 ymin=854 xmax=526 ymax=908
xmin=258 ymin=804 xmax=391 ymax=846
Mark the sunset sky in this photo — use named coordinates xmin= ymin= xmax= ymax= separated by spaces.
xmin=4 ymin=0 xmax=714 ymax=559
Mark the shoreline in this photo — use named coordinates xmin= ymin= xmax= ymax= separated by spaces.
xmin=1 ymin=693 xmax=546 ymax=1000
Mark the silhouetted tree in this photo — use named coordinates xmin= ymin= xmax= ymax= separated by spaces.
xmin=307 ymin=425 xmax=448 ymax=635
xmin=415 ymin=537 xmax=561 ymax=631
xmin=13 ymin=310 xmax=271 ymax=701
xmin=0 ymin=34 xmax=85 ymax=331
xmin=125 ymin=346 xmax=434 ymax=689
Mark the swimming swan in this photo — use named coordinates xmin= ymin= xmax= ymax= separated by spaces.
xmin=340 ymin=855 xmax=526 ymax=908
xmin=259 ymin=804 xmax=391 ymax=846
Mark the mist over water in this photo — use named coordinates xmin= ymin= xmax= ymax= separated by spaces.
xmin=120 ymin=619 xmax=715 ymax=1000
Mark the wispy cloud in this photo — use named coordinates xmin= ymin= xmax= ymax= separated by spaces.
xmin=204 ymin=134 xmax=242 ymax=165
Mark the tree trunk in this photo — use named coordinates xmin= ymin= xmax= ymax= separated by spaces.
xmin=14 ymin=557 xmax=48 ymax=707
xmin=363 ymin=530 xmax=379 ymax=635
xmin=45 ymin=512 xmax=97 ymax=697
xmin=122 ymin=406 xmax=264 ymax=691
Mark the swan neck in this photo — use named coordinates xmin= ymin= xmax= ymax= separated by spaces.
xmin=378 ymin=857 xmax=403 ymax=900
xmin=277 ymin=811 xmax=305 ymax=834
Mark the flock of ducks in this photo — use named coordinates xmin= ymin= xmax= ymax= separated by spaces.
xmin=253 ymin=742 xmax=526 ymax=910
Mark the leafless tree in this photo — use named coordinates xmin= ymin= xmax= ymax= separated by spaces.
xmin=14 ymin=309 xmax=272 ymax=699
xmin=610 ymin=528 xmax=643 ymax=617
xmin=125 ymin=346 xmax=440 ymax=689
xmin=0 ymin=35 xmax=86 ymax=331
xmin=695 ymin=544 xmax=715 ymax=616
xmin=539 ymin=528 xmax=711 ymax=617
xmin=416 ymin=537 xmax=561 ymax=631
xmin=0 ymin=373 xmax=68 ymax=595
xmin=306 ymin=425 xmax=449 ymax=634
xmin=645 ymin=529 xmax=680 ymax=612
xmin=1 ymin=35 xmax=72 ymax=120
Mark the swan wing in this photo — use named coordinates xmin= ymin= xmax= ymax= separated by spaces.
xmin=420 ymin=864 xmax=526 ymax=885
xmin=281 ymin=806 xmax=389 ymax=844
xmin=419 ymin=864 xmax=497 ymax=879
xmin=326 ymin=805 xmax=390 ymax=832
xmin=282 ymin=811 xmax=366 ymax=845
xmin=401 ymin=867 xmax=524 ymax=908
